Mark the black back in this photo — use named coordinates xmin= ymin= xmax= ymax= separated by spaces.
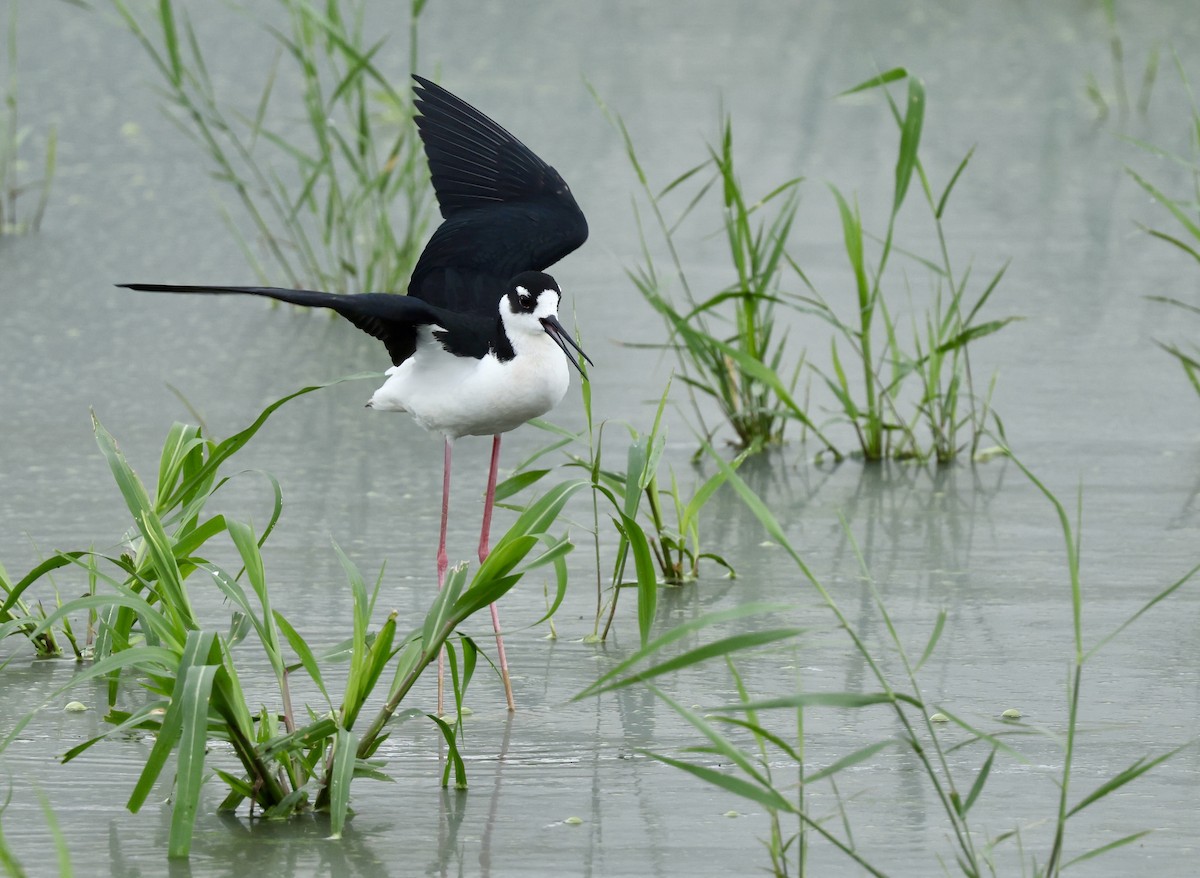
xmin=120 ymin=77 xmax=587 ymax=367
xmin=408 ymin=75 xmax=588 ymax=315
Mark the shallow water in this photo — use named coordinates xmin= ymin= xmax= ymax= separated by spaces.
xmin=3 ymin=1 xmax=1199 ymax=875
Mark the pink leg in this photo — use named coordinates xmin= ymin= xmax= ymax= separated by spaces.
xmin=436 ymin=436 xmax=452 ymax=716
xmin=480 ymin=434 xmax=515 ymax=712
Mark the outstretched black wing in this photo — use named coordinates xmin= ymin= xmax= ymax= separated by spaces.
xmin=408 ymin=75 xmax=588 ymax=315
xmin=116 ymin=284 xmax=497 ymax=365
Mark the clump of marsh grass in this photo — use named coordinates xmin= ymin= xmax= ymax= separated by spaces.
xmin=798 ymin=69 xmax=1017 ymax=462
xmin=579 ymin=432 xmax=1197 ymax=875
xmin=1128 ymin=52 xmax=1200 ymax=394
xmin=110 ymin=0 xmax=432 ymax=291
xmin=0 ymin=0 xmax=58 ymax=234
xmin=594 ymin=86 xmax=836 ymax=456
xmin=598 ymin=69 xmax=1012 ymax=463
xmin=2 ymin=380 xmax=583 ymax=859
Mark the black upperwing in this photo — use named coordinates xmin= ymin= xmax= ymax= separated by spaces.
xmin=408 ymin=75 xmax=588 ymax=315
xmin=116 ymin=284 xmax=499 ymax=364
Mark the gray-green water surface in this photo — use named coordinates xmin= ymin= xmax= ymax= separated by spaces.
xmin=2 ymin=1 xmax=1198 ymax=875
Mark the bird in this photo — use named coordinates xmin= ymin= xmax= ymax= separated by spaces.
xmin=119 ymin=74 xmax=591 ymax=714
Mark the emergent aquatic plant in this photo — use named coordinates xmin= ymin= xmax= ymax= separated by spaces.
xmin=798 ymin=68 xmax=1016 ymax=462
xmin=2 ymin=382 xmax=583 ymax=859
xmin=498 ymin=374 xmax=736 ymax=646
xmin=594 ymin=86 xmax=836 ymax=456
xmin=579 ymin=434 xmax=1197 ymax=875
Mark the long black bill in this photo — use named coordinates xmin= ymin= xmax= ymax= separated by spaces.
xmin=540 ymin=315 xmax=593 ymax=377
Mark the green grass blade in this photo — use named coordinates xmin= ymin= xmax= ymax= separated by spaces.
xmin=1060 ymin=830 xmax=1155 ymax=870
xmin=804 ymin=739 xmax=896 ymax=784
xmin=837 ymin=68 xmax=909 ymax=97
xmin=585 ymin=628 xmax=802 ymax=698
xmin=575 ymin=603 xmax=793 ymax=700
xmin=169 ymin=659 xmax=219 ymax=859
xmin=617 ymin=513 xmax=658 ymax=647
xmin=961 ymin=747 xmax=997 ymax=815
xmin=326 ymin=727 xmax=358 ymax=838
xmin=893 ymin=75 xmax=926 ymax=214
xmin=913 ymin=608 xmax=947 ymax=672
xmin=648 ymin=750 xmax=794 ymax=812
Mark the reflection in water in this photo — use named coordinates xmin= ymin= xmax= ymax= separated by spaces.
xmin=4 ymin=0 xmax=1200 ymax=874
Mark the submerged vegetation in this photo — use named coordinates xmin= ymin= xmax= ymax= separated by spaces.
xmin=110 ymin=0 xmax=433 ymax=291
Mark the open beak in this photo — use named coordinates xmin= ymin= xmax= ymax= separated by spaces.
xmin=540 ymin=315 xmax=594 ymax=377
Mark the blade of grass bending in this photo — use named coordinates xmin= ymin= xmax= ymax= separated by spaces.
xmin=648 ymin=750 xmax=794 ymax=813
xmin=326 ymin=728 xmax=358 ymax=838
xmin=647 ymin=684 xmax=778 ymax=794
xmin=1 ymin=553 xmax=87 ymax=616
xmin=429 ymin=714 xmax=468 ymax=789
xmin=274 ymin=611 xmax=331 ymax=705
xmin=913 ymin=609 xmax=947 ymax=673
xmin=893 ymin=76 xmax=926 ymax=214
xmin=574 ymin=603 xmax=793 ymax=700
xmin=709 ymin=715 xmax=805 ymax=764
xmin=1084 ymin=558 xmax=1200 ymax=661
xmin=92 ymin=414 xmax=194 ymax=625
xmin=494 ymin=468 xmax=552 ymax=502
xmin=1060 ymin=831 xmax=1155 ymax=870
xmin=710 ymin=691 xmax=914 ymax=712
xmin=935 ymin=146 xmax=976 ymax=220
xmin=959 ymin=747 xmax=997 ymax=816
xmin=227 ymin=520 xmax=283 ymax=671
xmin=1065 ymin=743 xmax=1190 ymax=818
xmin=159 ymin=375 xmax=380 ymax=511
xmin=837 ymin=68 xmax=909 ymax=97
xmin=586 ymin=629 xmax=802 ymax=698
xmin=931 ymin=318 xmax=1021 ymax=356
xmin=1127 ymin=169 xmax=1200 ymax=242
xmin=803 ymin=739 xmax=896 ymax=785
xmin=1140 ymin=225 xmax=1200 ymax=264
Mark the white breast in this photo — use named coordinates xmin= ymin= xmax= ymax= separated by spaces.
xmin=367 ymin=330 xmax=571 ymax=439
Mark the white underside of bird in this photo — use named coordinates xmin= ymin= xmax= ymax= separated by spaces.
xmin=367 ymin=292 xmax=572 ymax=439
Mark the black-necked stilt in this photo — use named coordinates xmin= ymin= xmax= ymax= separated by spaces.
xmin=120 ymin=75 xmax=590 ymax=713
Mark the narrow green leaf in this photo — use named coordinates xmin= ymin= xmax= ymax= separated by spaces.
xmin=837 ymin=68 xmax=909 ymax=97
xmin=326 ymin=728 xmax=358 ymax=839
xmin=893 ymin=76 xmax=926 ymax=213
xmin=804 ymin=739 xmax=896 ymax=784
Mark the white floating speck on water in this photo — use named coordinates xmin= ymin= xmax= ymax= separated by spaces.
xmin=564 ymin=816 xmax=583 ymax=826
xmin=64 ymin=701 xmax=88 ymax=712
xmin=1001 ymin=708 xmax=1022 ymax=719
xmin=929 ymin=712 xmax=949 ymax=723
xmin=724 ymin=810 xmax=741 ymax=818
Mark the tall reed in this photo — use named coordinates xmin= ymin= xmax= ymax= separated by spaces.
xmin=798 ymin=69 xmax=1016 ymax=462
xmin=594 ymin=86 xmax=835 ymax=455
